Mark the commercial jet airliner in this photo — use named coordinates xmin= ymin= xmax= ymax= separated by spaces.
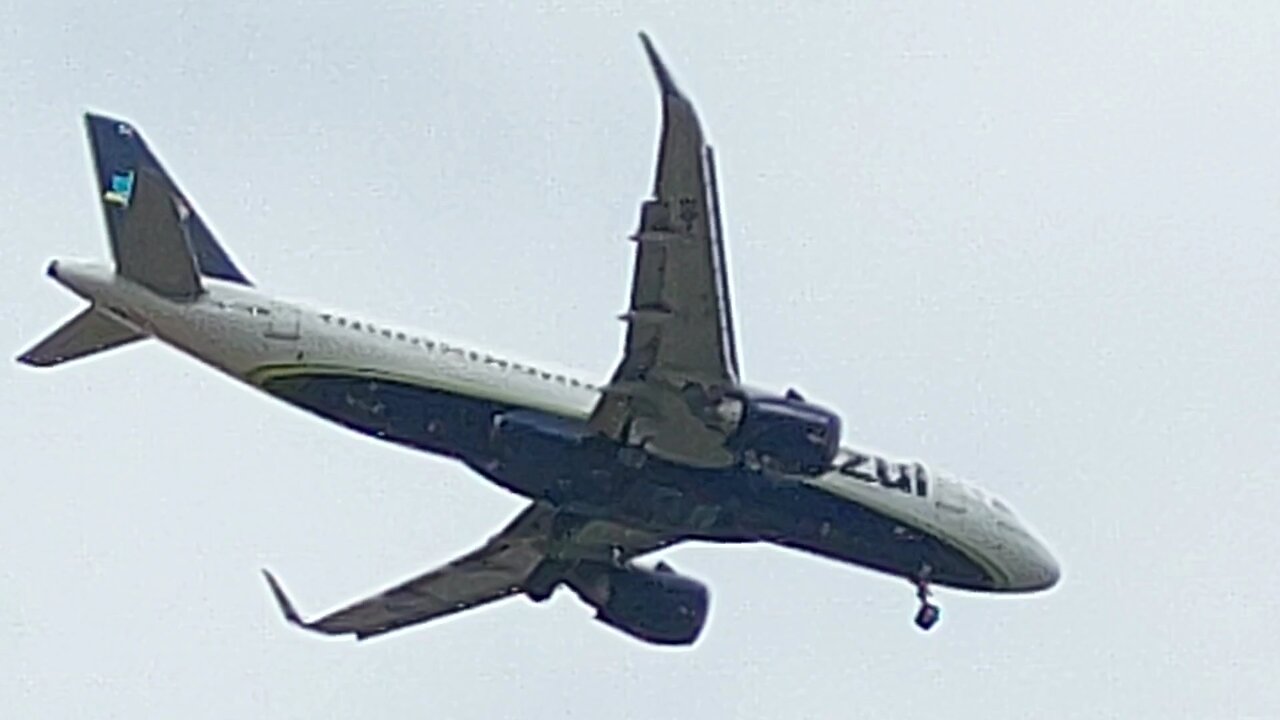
xmin=18 ymin=34 xmax=1058 ymax=645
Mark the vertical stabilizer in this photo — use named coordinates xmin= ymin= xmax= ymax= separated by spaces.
xmin=85 ymin=113 xmax=252 ymax=287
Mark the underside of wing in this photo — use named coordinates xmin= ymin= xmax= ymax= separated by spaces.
xmin=262 ymin=503 xmax=674 ymax=641
xmin=589 ymin=34 xmax=742 ymax=469
xmin=262 ymin=505 xmax=550 ymax=640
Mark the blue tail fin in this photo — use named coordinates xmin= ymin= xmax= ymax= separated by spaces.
xmin=85 ymin=113 xmax=252 ymax=286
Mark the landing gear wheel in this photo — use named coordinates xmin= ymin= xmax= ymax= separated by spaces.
xmin=911 ymin=566 xmax=940 ymax=631
xmin=914 ymin=602 xmax=941 ymax=631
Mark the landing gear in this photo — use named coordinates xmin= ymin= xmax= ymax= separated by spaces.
xmin=524 ymin=561 xmax=564 ymax=603
xmin=912 ymin=570 xmax=941 ymax=632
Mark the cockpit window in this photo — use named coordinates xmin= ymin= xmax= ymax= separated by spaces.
xmin=990 ymin=497 xmax=1013 ymax=515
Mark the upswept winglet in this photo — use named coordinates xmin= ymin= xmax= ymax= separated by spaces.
xmin=261 ymin=569 xmax=306 ymax=627
xmin=638 ymin=32 xmax=681 ymax=98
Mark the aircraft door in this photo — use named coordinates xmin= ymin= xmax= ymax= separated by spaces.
xmin=264 ymin=302 xmax=301 ymax=341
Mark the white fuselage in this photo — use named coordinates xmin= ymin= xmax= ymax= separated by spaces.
xmin=49 ymin=258 xmax=1060 ymax=593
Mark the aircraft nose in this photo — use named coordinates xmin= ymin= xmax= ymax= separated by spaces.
xmin=1020 ymin=536 xmax=1061 ymax=591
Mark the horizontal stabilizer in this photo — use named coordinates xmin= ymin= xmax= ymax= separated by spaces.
xmin=17 ymin=306 xmax=146 ymax=368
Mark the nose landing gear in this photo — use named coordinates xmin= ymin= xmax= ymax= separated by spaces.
xmin=913 ymin=570 xmax=941 ymax=631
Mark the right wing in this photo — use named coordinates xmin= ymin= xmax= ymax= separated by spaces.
xmin=263 ymin=502 xmax=672 ymax=641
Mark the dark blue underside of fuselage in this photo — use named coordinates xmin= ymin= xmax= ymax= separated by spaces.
xmin=260 ymin=372 xmax=996 ymax=591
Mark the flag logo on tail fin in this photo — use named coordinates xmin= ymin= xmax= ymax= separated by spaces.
xmin=103 ymin=170 xmax=135 ymax=207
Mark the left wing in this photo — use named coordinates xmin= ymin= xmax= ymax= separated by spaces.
xmin=262 ymin=502 xmax=672 ymax=640
xmin=588 ymin=34 xmax=742 ymax=469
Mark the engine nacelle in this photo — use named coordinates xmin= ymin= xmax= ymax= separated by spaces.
xmin=729 ymin=390 xmax=841 ymax=475
xmin=567 ymin=561 xmax=709 ymax=646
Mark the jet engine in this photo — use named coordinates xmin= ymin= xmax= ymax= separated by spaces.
xmin=727 ymin=390 xmax=841 ymax=475
xmin=566 ymin=561 xmax=709 ymax=646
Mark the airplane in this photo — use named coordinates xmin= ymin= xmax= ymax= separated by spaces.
xmin=17 ymin=34 xmax=1059 ymax=646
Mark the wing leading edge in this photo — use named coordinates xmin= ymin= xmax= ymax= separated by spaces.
xmin=589 ymin=34 xmax=742 ymax=468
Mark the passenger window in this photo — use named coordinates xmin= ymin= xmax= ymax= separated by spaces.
xmin=381 ymin=329 xmax=392 ymax=338
xmin=351 ymin=321 xmax=362 ymax=330
xmin=396 ymin=332 xmax=406 ymax=341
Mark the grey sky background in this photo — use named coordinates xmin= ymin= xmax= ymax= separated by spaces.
xmin=3 ymin=2 xmax=1278 ymax=717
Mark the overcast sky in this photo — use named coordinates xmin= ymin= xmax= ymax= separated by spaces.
xmin=3 ymin=2 xmax=1278 ymax=718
